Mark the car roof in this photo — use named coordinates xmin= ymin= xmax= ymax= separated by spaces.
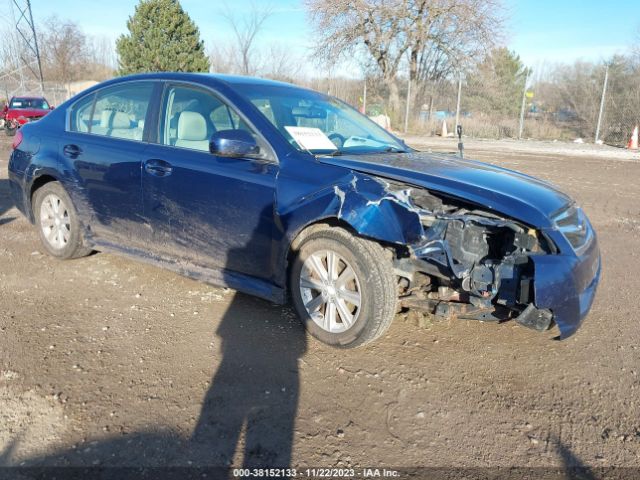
xmin=62 ymin=72 xmax=324 ymax=110
xmin=12 ymin=96 xmax=46 ymax=100
xmin=209 ymin=73 xmax=297 ymax=88
xmin=111 ymin=72 xmax=298 ymax=89
xmin=101 ymin=72 xmax=318 ymax=97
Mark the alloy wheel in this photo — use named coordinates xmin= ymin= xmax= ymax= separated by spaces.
xmin=299 ymin=249 xmax=362 ymax=333
xmin=39 ymin=193 xmax=71 ymax=250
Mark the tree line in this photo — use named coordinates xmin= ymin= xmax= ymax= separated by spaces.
xmin=0 ymin=0 xmax=637 ymax=141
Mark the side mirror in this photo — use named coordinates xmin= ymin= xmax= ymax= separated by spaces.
xmin=50 ymin=105 xmax=55 ymax=110
xmin=210 ymin=129 xmax=259 ymax=157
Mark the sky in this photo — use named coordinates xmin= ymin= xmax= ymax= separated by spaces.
xmin=507 ymin=0 xmax=637 ymax=67
xmin=21 ymin=0 xmax=640 ymax=75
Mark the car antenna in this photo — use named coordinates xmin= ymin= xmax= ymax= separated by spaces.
xmin=457 ymin=124 xmax=464 ymax=159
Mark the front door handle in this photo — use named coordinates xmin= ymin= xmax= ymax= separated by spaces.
xmin=63 ymin=144 xmax=82 ymax=158
xmin=144 ymin=159 xmax=173 ymax=177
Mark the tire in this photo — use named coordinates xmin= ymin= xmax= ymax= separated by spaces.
xmin=5 ymin=126 xmax=16 ymax=136
xmin=290 ymin=226 xmax=397 ymax=348
xmin=32 ymin=181 xmax=91 ymax=260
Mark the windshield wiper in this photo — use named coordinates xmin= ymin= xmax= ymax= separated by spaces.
xmin=382 ymin=146 xmax=407 ymax=153
xmin=320 ymin=150 xmax=343 ymax=156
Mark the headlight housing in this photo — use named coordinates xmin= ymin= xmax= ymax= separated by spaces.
xmin=553 ymin=204 xmax=592 ymax=252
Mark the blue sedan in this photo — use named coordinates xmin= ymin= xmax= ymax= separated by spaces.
xmin=7 ymin=73 xmax=600 ymax=347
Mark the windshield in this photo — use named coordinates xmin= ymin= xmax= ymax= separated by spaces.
xmin=10 ymin=97 xmax=49 ymax=110
xmin=234 ymin=84 xmax=407 ymax=155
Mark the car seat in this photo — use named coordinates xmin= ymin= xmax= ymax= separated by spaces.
xmin=175 ymin=111 xmax=210 ymax=151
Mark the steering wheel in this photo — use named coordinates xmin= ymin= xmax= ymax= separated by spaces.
xmin=328 ymin=133 xmax=346 ymax=149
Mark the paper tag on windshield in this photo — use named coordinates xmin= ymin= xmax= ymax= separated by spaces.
xmin=285 ymin=126 xmax=337 ymax=151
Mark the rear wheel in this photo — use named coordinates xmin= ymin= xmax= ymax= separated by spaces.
xmin=32 ymin=182 xmax=91 ymax=259
xmin=5 ymin=125 xmax=16 ymax=136
xmin=290 ymin=226 xmax=397 ymax=348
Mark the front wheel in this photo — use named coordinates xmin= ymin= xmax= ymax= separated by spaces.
xmin=5 ymin=125 xmax=16 ymax=136
xmin=290 ymin=227 xmax=397 ymax=348
xmin=32 ymin=181 xmax=91 ymax=259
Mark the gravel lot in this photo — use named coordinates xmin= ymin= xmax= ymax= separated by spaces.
xmin=1 ymin=134 xmax=639 ymax=474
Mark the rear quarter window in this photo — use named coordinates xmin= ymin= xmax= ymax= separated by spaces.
xmin=70 ymin=93 xmax=96 ymax=133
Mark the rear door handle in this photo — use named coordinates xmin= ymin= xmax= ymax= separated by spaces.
xmin=63 ymin=144 xmax=82 ymax=158
xmin=144 ymin=159 xmax=173 ymax=177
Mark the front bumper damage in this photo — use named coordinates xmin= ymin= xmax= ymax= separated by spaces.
xmin=385 ymin=184 xmax=601 ymax=339
xmin=529 ymin=236 xmax=601 ymax=337
xmin=398 ymin=243 xmax=600 ymax=338
xmin=324 ymin=171 xmax=600 ymax=339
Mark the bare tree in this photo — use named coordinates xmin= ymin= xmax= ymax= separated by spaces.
xmin=0 ymin=25 xmax=36 ymax=80
xmin=263 ymin=42 xmax=303 ymax=81
xmin=39 ymin=16 xmax=89 ymax=89
xmin=540 ymin=61 xmax=603 ymax=138
xmin=85 ymin=36 xmax=116 ymax=80
xmin=219 ymin=2 xmax=274 ymax=76
xmin=0 ymin=26 xmax=21 ymax=99
xmin=305 ymin=0 xmax=504 ymax=113
xmin=209 ymin=42 xmax=236 ymax=74
xmin=306 ymin=0 xmax=406 ymax=109
xmin=0 ymin=26 xmax=20 ymax=75
xmin=210 ymin=3 xmax=305 ymax=81
xmin=34 ymin=16 xmax=116 ymax=91
xmin=633 ymin=23 xmax=640 ymax=62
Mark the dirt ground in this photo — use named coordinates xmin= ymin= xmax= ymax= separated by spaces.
xmin=1 ymin=134 xmax=639 ymax=475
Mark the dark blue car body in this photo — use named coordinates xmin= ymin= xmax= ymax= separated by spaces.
xmin=8 ymin=73 xmax=600 ymax=339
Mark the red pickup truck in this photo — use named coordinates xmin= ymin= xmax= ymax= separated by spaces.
xmin=1 ymin=96 xmax=53 ymax=136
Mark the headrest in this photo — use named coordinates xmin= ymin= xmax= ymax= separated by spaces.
xmin=177 ymin=111 xmax=207 ymax=141
xmin=99 ymin=109 xmax=113 ymax=127
xmin=100 ymin=110 xmax=131 ymax=129
xmin=112 ymin=111 xmax=131 ymax=129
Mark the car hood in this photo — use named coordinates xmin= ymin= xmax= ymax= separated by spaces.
xmin=7 ymin=108 xmax=49 ymax=118
xmin=318 ymin=151 xmax=571 ymax=228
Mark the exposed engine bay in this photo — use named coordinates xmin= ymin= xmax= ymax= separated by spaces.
xmin=387 ymin=181 xmax=555 ymax=331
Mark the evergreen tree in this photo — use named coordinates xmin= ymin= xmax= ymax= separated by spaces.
xmin=467 ymin=48 xmax=530 ymax=116
xmin=116 ymin=0 xmax=210 ymax=75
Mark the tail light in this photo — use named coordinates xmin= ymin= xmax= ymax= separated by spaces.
xmin=12 ymin=129 xmax=23 ymax=150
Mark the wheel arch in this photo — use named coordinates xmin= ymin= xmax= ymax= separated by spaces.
xmin=27 ymin=174 xmax=60 ymax=221
xmin=30 ymin=174 xmax=59 ymax=201
xmin=283 ymin=217 xmax=356 ymax=288
xmin=275 ymin=172 xmax=422 ymax=289
xmin=286 ymin=217 xmax=399 ymax=348
xmin=288 ymin=216 xmax=355 ymax=257
xmin=281 ymin=216 xmax=402 ymax=293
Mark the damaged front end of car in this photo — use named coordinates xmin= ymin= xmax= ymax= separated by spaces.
xmin=326 ymin=173 xmax=600 ymax=339
xmin=393 ymin=186 xmax=555 ymax=332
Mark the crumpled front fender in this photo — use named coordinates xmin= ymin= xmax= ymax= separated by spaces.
xmin=273 ymin=172 xmax=426 ymax=288
xmin=281 ymin=172 xmax=425 ymax=247
xmin=331 ymin=175 xmax=425 ymax=244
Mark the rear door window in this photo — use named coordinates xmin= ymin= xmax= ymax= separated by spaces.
xmin=70 ymin=82 xmax=154 ymax=141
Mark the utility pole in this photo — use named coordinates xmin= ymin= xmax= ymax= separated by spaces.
xmin=7 ymin=1 xmax=26 ymax=94
xmin=518 ymin=69 xmax=530 ymax=140
xmin=403 ymin=78 xmax=411 ymax=133
xmin=595 ymin=64 xmax=609 ymax=144
xmin=10 ymin=0 xmax=45 ymax=93
xmin=454 ymin=72 xmax=462 ymax=131
xmin=362 ymin=80 xmax=367 ymax=115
